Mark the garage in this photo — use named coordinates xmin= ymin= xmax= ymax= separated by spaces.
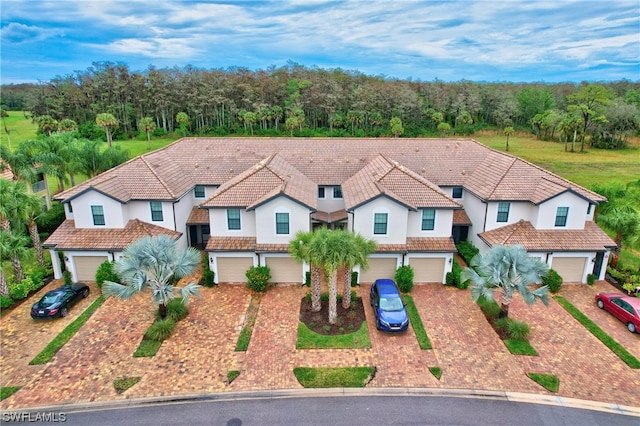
xmin=74 ymin=255 xmax=108 ymax=281
xmin=359 ymin=258 xmax=397 ymax=283
xmin=552 ymin=257 xmax=587 ymax=283
xmin=216 ymin=257 xmax=254 ymax=283
xmin=265 ymin=257 xmax=302 ymax=284
xmin=409 ymin=257 xmax=446 ymax=283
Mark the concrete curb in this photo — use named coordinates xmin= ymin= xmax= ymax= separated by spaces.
xmin=5 ymin=388 xmax=639 ymax=418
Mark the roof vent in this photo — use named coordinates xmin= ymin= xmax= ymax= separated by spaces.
xmin=461 ymin=169 xmax=466 ymax=175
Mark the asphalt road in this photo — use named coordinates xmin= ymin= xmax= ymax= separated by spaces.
xmin=5 ymin=395 xmax=637 ymax=426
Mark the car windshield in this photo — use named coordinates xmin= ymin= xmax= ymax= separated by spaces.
xmin=380 ymin=296 xmax=404 ymax=311
xmin=41 ymin=293 xmax=62 ymax=305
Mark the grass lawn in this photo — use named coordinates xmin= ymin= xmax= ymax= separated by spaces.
xmin=527 ymin=373 xmax=559 ymax=393
xmin=504 ymin=339 xmax=539 ymax=356
xmin=1 ymin=111 xmax=38 ymax=146
xmin=293 ymin=366 xmax=374 ymax=388
xmin=402 ymin=294 xmax=432 ymax=349
xmin=296 ymin=321 xmax=371 ymax=349
xmin=0 ymin=386 xmax=21 ymax=401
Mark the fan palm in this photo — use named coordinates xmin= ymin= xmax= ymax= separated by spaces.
xmin=461 ymin=245 xmax=550 ymax=319
xmin=102 ymin=235 xmax=201 ymax=319
xmin=0 ymin=229 xmax=31 ymax=294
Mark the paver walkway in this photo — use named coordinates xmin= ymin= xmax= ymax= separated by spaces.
xmin=1 ymin=280 xmax=639 ymax=410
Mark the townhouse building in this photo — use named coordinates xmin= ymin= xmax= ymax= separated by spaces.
xmin=44 ymin=138 xmax=615 ymax=285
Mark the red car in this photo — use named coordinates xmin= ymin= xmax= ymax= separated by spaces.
xmin=595 ymin=292 xmax=640 ymax=333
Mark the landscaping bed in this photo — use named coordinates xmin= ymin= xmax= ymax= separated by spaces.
xmin=299 ymin=296 xmax=366 ymax=335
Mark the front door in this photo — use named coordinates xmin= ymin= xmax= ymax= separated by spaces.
xmin=593 ymin=251 xmax=604 ymax=278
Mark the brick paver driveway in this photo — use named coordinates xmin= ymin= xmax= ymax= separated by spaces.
xmin=1 ymin=280 xmax=638 ymax=409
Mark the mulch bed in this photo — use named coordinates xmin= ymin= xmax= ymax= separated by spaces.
xmin=299 ymin=296 xmax=367 ymax=335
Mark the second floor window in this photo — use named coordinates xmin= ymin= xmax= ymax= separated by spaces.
xmin=555 ymin=207 xmax=569 ymax=227
xmin=422 ymin=209 xmax=436 ymax=231
xmin=374 ymin=213 xmax=388 ymax=235
xmin=227 ymin=209 xmax=241 ymax=230
xmin=194 ymin=186 xmax=205 ymax=198
xmin=333 ymin=186 xmax=343 ymax=199
xmin=91 ymin=205 xmax=105 ymax=226
xmin=276 ymin=212 xmax=289 ymax=234
xmin=318 ymin=187 xmax=325 ymax=199
xmin=150 ymin=202 xmax=163 ymax=221
xmin=452 ymin=186 xmax=463 ymax=199
xmin=497 ymin=202 xmax=510 ymax=223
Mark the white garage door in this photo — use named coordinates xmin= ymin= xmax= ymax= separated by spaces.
xmin=552 ymin=257 xmax=587 ymax=283
xmin=409 ymin=258 xmax=446 ymax=283
xmin=360 ymin=258 xmax=397 ymax=283
xmin=74 ymin=255 xmax=108 ymax=281
xmin=217 ymin=257 xmax=254 ymax=283
xmin=265 ymin=257 xmax=302 ymax=284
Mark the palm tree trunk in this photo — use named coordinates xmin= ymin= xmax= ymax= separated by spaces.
xmin=341 ymin=265 xmax=351 ymax=309
xmin=499 ymin=303 xmax=509 ymax=319
xmin=159 ymin=303 xmax=167 ymax=319
xmin=0 ymin=270 xmax=8 ymax=297
xmin=29 ymin=220 xmax=45 ymax=266
xmin=328 ymin=272 xmax=338 ymax=324
xmin=311 ymin=265 xmax=321 ymax=312
xmin=12 ymin=256 xmax=24 ymax=283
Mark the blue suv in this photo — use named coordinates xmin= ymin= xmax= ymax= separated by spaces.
xmin=370 ymin=279 xmax=409 ymax=332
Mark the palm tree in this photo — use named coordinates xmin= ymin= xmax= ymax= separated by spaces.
xmin=0 ymin=144 xmax=38 ymax=183
xmin=0 ymin=229 xmax=31 ymax=292
xmin=139 ymin=117 xmax=156 ymax=149
xmin=15 ymin=188 xmax=46 ymax=266
xmin=176 ymin=112 xmax=190 ymax=137
xmin=58 ymin=118 xmax=78 ymax=133
xmin=36 ymin=115 xmax=58 ymax=136
xmin=340 ymin=232 xmax=376 ymax=309
xmin=96 ymin=113 xmax=119 ymax=147
xmin=289 ymin=230 xmax=323 ymax=312
xmin=503 ymin=126 xmax=514 ymax=151
xmin=102 ymin=235 xmax=201 ymax=319
xmin=0 ymin=178 xmax=18 ymax=231
xmin=461 ymin=245 xmax=550 ymax=319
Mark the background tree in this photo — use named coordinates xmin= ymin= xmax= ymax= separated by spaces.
xmin=461 ymin=245 xmax=550 ymax=319
xmin=503 ymin=126 xmax=514 ymax=151
xmin=36 ymin=115 xmax=58 ymax=136
xmin=175 ymin=112 xmax=190 ymax=137
xmin=95 ymin=113 xmax=119 ymax=147
xmin=58 ymin=118 xmax=78 ymax=133
xmin=567 ymin=84 xmax=614 ymax=152
xmin=437 ymin=122 xmax=450 ymax=137
xmin=139 ymin=117 xmax=156 ymax=149
xmin=76 ymin=139 xmax=129 ymax=178
xmin=390 ymin=117 xmax=404 ymax=138
xmin=102 ymin=235 xmax=201 ymax=319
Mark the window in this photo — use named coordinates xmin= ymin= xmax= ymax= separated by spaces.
xmin=333 ymin=186 xmax=343 ymax=199
xmin=276 ymin=212 xmax=289 ymax=234
xmin=227 ymin=209 xmax=241 ymax=230
xmin=150 ymin=202 xmax=163 ymax=221
xmin=91 ymin=205 xmax=105 ymax=226
xmin=587 ymin=204 xmax=592 ymax=215
xmin=452 ymin=186 xmax=463 ymax=199
xmin=497 ymin=202 xmax=510 ymax=223
xmin=318 ymin=187 xmax=325 ymax=199
xmin=374 ymin=213 xmax=388 ymax=235
xmin=555 ymin=206 xmax=569 ymax=227
xmin=194 ymin=185 xmax=205 ymax=198
xmin=421 ymin=209 xmax=436 ymax=231
xmin=67 ymin=203 xmax=73 ymax=213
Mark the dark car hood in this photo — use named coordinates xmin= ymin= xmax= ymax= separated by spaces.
xmin=379 ymin=308 xmax=408 ymax=324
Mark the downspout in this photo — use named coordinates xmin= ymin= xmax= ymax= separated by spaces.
xmin=482 ymin=201 xmax=488 ymax=232
xmin=172 ymin=201 xmax=178 ymax=231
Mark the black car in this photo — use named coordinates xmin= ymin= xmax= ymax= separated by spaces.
xmin=31 ymin=283 xmax=90 ymax=319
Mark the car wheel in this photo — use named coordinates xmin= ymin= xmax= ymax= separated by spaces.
xmin=60 ymin=307 xmax=68 ymax=317
xmin=596 ymin=299 xmax=604 ymax=309
xmin=628 ymin=322 xmax=637 ymax=333
xmin=376 ymin=319 xmax=381 ymax=331
xmin=82 ymin=288 xmax=89 ymax=298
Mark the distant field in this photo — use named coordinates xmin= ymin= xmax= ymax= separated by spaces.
xmin=1 ymin=111 xmax=38 ymax=147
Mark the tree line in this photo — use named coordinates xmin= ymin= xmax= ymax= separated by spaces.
xmin=1 ymin=61 xmax=639 ymax=147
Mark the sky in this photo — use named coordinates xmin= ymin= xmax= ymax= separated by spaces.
xmin=1 ymin=0 xmax=639 ymax=84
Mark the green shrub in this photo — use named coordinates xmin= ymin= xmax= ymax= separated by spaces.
xmin=0 ymin=296 xmax=14 ymax=309
xmin=477 ymin=296 xmax=501 ymax=319
xmin=445 ymin=271 xmax=455 ymax=286
xmin=203 ymin=269 xmax=216 ymax=287
xmin=495 ymin=317 xmax=531 ymax=341
xmin=456 ymin=240 xmax=479 ymax=264
xmin=351 ymin=271 xmax=359 ymax=287
xmin=246 ymin=265 xmax=271 ymax=292
xmin=166 ymin=298 xmax=189 ymax=321
xmin=542 ymin=269 xmax=563 ymax=293
xmin=452 ymin=260 xmax=469 ymax=289
xmin=63 ymin=270 xmax=72 ymax=285
xmin=9 ymin=282 xmax=28 ymax=300
xmin=145 ymin=318 xmax=176 ymax=341
xmin=587 ymin=273 xmax=596 ymax=285
xmin=395 ymin=265 xmax=414 ymax=293
xmin=313 ymin=291 xmax=357 ymax=303
xmin=95 ymin=261 xmax=119 ymax=288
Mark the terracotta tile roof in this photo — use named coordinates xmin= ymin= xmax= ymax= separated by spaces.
xmin=206 ymin=237 xmax=256 ymax=252
xmin=202 ymin=153 xmax=317 ymax=210
xmin=343 ymin=154 xmax=461 ymax=210
xmin=311 ymin=209 xmax=348 ymax=224
xmin=256 ymin=243 xmax=290 ymax=253
xmin=53 ymin=137 xmax=606 ymax=207
xmin=186 ymin=207 xmax=209 ymax=224
xmin=376 ymin=237 xmax=457 ymax=253
xmin=453 ymin=209 xmax=472 ymax=226
xmin=43 ymin=219 xmax=181 ymax=251
xmin=478 ymin=220 xmax=616 ymax=252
